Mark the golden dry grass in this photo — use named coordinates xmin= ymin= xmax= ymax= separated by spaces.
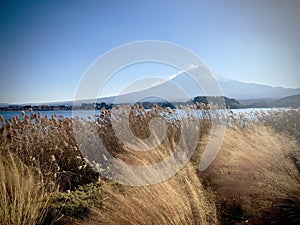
xmin=0 ymin=106 xmax=299 ymax=225
xmin=201 ymin=125 xmax=300 ymax=224
xmin=0 ymin=112 xmax=98 ymax=192
xmin=0 ymin=105 xmax=215 ymax=225
xmin=0 ymin=151 xmax=48 ymax=225
xmin=69 ymin=104 xmax=217 ymax=224
xmin=76 ymin=164 xmax=218 ymax=225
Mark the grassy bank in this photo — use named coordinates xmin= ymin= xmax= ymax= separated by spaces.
xmin=0 ymin=106 xmax=299 ymax=224
xmin=201 ymin=125 xmax=300 ymax=224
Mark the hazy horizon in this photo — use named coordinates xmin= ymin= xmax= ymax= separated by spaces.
xmin=2 ymin=75 xmax=300 ymax=105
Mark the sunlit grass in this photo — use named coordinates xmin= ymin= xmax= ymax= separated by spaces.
xmin=0 ymin=151 xmax=48 ymax=225
xmin=0 ymin=105 xmax=299 ymax=224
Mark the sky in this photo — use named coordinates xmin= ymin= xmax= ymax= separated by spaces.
xmin=0 ymin=0 xmax=300 ymax=104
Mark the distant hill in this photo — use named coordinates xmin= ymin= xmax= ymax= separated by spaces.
xmin=193 ymin=96 xmax=242 ymax=109
xmin=240 ymin=94 xmax=300 ymax=108
xmin=271 ymin=94 xmax=300 ymax=108
xmin=0 ymin=103 xmax=9 ymax=108
xmin=218 ymin=79 xmax=300 ymax=99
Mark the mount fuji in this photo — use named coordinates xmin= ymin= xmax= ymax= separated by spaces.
xmin=94 ymin=73 xmax=300 ymax=104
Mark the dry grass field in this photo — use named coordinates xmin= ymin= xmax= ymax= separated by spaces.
xmin=0 ymin=106 xmax=299 ymax=225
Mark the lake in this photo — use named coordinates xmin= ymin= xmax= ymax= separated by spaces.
xmin=0 ymin=108 xmax=283 ymax=122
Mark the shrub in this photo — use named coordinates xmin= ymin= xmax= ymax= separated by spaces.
xmin=44 ymin=182 xmax=105 ymax=224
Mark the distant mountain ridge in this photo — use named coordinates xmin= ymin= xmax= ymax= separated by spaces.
xmin=170 ymin=73 xmax=300 ymax=100
xmin=219 ymin=79 xmax=300 ymax=99
xmin=239 ymin=94 xmax=300 ymax=108
xmin=271 ymin=94 xmax=300 ymax=108
xmin=90 ymin=74 xmax=300 ymax=104
xmin=1 ymin=73 xmax=299 ymax=106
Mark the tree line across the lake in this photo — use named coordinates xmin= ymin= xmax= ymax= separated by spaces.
xmin=1 ymin=94 xmax=299 ymax=111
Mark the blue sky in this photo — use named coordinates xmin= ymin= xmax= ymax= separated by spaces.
xmin=0 ymin=0 xmax=300 ymax=103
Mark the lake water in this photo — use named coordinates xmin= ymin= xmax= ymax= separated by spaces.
xmin=0 ymin=110 xmax=96 ymax=122
xmin=0 ymin=108 xmax=283 ymax=122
